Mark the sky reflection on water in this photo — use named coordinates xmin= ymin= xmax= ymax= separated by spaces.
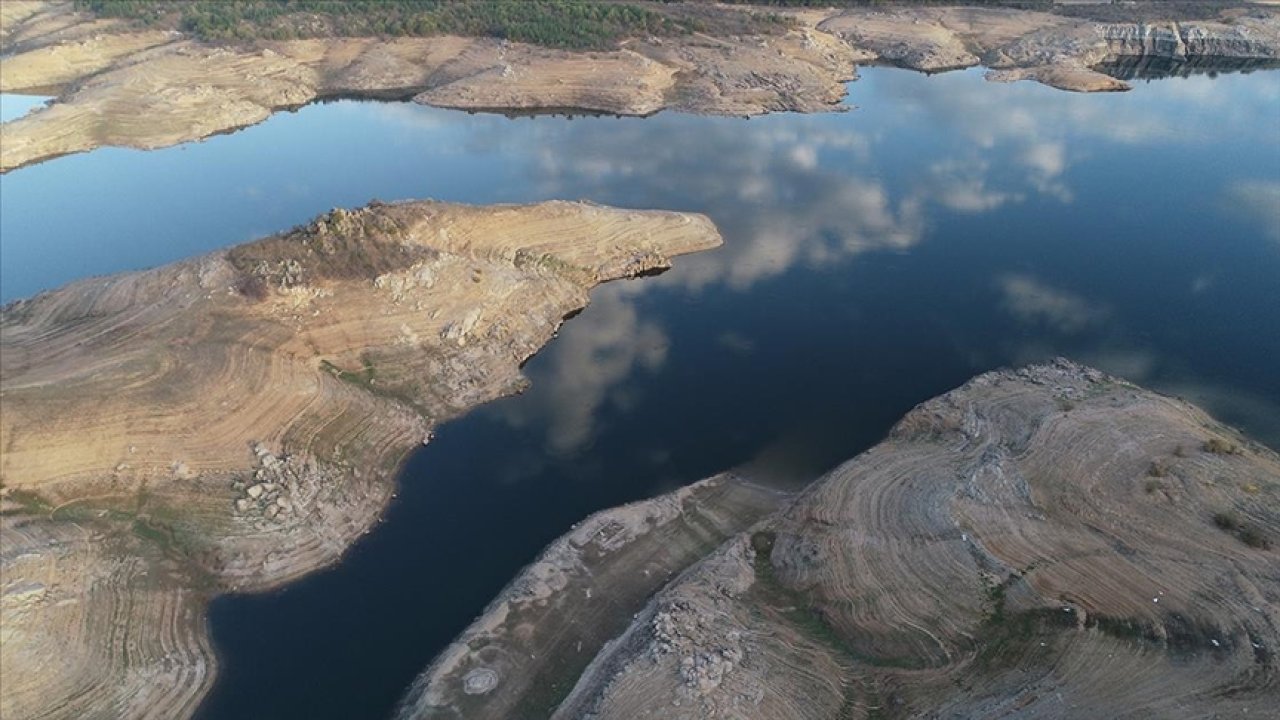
xmin=1 ymin=67 xmax=1278 ymax=720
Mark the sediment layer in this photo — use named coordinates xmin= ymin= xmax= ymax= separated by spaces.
xmin=0 ymin=199 xmax=721 ymax=720
xmin=410 ymin=360 xmax=1280 ymax=719
xmin=3 ymin=2 xmax=1278 ymax=171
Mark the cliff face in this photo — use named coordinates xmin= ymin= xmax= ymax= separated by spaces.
xmin=409 ymin=361 xmax=1280 ymax=720
xmin=0 ymin=200 xmax=721 ymax=720
xmin=1103 ymin=20 xmax=1280 ymax=62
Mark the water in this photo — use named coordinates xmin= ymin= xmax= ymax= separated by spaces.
xmin=2 ymin=68 xmax=1278 ymax=719
xmin=0 ymin=93 xmax=50 ymax=123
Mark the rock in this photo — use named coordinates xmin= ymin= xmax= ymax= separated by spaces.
xmin=463 ymin=668 xmax=499 ymax=695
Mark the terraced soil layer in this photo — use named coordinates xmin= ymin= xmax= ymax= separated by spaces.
xmin=409 ymin=360 xmax=1279 ymax=719
xmin=0 ymin=199 xmax=721 ymax=720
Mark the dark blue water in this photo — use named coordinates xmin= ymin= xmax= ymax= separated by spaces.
xmin=2 ymin=68 xmax=1278 ymax=719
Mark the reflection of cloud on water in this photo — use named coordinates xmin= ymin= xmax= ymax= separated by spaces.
xmin=460 ymin=67 xmax=1280 ymax=453
xmin=880 ymin=67 xmax=1280 ymax=148
xmin=1224 ymin=180 xmax=1280 ymax=243
xmin=500 ymin=285 xmax=668 ymax=453
xmin=928 ymin=158 xmax=1022 ymax=212
xmin=998 ymin=274 xmax=1108 ymax=333
xmin=520 ymin=113 xmax=929 ymax=292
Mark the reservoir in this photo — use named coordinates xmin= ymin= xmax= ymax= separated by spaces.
xmin=2 ymin=66 xmax=1278 ymax=719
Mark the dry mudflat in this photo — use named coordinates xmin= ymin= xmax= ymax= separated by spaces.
xmin=3 ymin=1 xmax=1280 ymax=171
xmin=0 ymin=199 xmax=721 ymax=720
xmin=407 ymin=360 xmax=1280 ymax=720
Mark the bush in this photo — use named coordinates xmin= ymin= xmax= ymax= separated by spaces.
xmin=75 ymin=0 xmax=786 ymax=49
xmin=1238 ymin=525 xmax=1271 ymax=550
xmin=1203 ymin=437 xmax=1240 ymax=455
xmin=1212 ymin=511 xmax=1239 ymax=531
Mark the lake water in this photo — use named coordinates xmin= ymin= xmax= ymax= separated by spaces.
xmin=2 ymin=67 xmax=1278 ymax=719
xmin=0 ymin=93 xmax=50 ymax=123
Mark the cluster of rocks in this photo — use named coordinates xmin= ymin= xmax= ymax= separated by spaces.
xmin=678 ymin=647 xmax=742 ymax=694
xmin=652 ymin=601 xmax=746 ymax=695
xmin=231 ymin=444 xmax=297 ymax=522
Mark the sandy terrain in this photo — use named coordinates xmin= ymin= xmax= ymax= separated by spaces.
xmin=2 ymin=1 xmax=1278 ymax=172
xmin=411 ymin=360 xmax=1280 ymax=719
xmin=0 ymin=200 xmax=721 ymax=720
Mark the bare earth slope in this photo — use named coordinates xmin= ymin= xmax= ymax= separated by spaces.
xmin=397 ymin=473 xmax=791 ymax=720
xmin=3 ymin=2 xmax=1279 ymax=171
xmin=0 ymin=200 xmax=721 ymax=720
xmin=411 ymin=360 xmax=1280 ymax=719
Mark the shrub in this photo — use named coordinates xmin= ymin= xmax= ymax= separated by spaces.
xmin=1212 ymin=511 xmax=1239 ymax=531
xmin=1203 ymin=437 xmax=1240 ymax=455
xmin=1238 ymin=525 xmax=1271 ymax=550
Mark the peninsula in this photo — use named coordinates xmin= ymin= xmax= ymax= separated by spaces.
xmin=0 ymin=200 xmax=722 ymax=719
xmin=400 ymin=360 xmax=1280 ymax=719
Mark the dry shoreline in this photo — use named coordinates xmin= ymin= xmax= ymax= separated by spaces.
xmin=404 ymin=360 xmax=1280 ymax=719
xmin=3 ymin=1 xmax=1279 ymax=172
xmin=0 ymin=199 xmax=722 ymax=719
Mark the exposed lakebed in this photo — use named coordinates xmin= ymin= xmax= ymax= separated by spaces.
xmin=2 ymin=67 xmax=1278 ymax=719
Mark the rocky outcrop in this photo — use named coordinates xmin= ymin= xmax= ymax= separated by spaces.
xmin=4 ymin=2 xmax=1278 ymax=172
xmin=820 ymin=6 xmax=1280 ymax=92
xmin=396 ymin=473 xmax=789 ymax=720
xmin=413 ymin=361 xmax=1280 ymax=719
xmin=0 ymin=200 xmax=721 ymax=720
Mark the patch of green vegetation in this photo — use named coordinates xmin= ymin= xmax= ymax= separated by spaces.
xmin=721 ymin=0 xmax=1049 ymax=6
xmin=131 ymin=517 xmax=171 ymax=545
xmin=749 ymin=531 xmax=924 ymax=671
xmin=1086 ymin=614 xmax=1159 ymax=643
xmin=320 ymin=354 xmax=376 ymax=390
xmin=1203 ymin=437 xmax=1241 ymax=455
xmin=1213 ymin=510 xmax=1240 ymax=531
xmin=1 ymin=488 xmax=53 ymax=515
xmin=971 ymin=567 xmax=1078 ymax=673
xmin=1238 ymin=524 xmax=1272 ymax=550
xmin=75 ymin=0 xmax=784 ymax=49
xmin=1211 ymin=510 xmax=1271 ymax=550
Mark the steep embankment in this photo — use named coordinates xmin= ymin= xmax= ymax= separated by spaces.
xmin=397 ymin=473 xmax=789 ymax=720
xmin=3 ymin=2 xmax=1279 ymax=172
xmin=0 ymin=200 xmax=721 ymax=720
xmin=408 ymin=360 xmax=1280 ymax=719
